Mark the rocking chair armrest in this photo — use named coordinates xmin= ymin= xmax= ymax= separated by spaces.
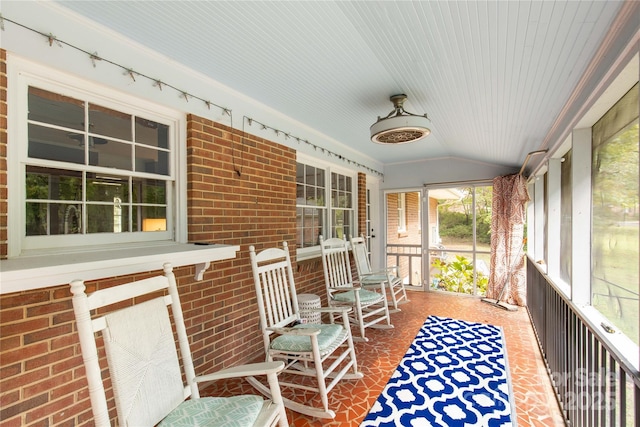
xmin=361 ymin=267 xmax=398 ymax=279
xmin=361 ymin=282 xmax=387 ymax=290
xmin=330 ymin=285 xmax=362 ymax=292
xmin=194 ymin=361 xmax=285 ymax=382
xmin=267 ymin=326 xmax=321 ymax=336
xmin=302 ymin=306 xmax=352 ymax=314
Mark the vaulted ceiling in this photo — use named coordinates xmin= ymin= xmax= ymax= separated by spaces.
xmin=51 ymin=0 xmax=624 ymax=168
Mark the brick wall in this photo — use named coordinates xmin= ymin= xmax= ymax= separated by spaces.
xmin=1 ymin=50 xmax=7 ymax=258
xmin=0 ymin=61 xmax=328 ymax=424
xmin=358 ymin=172 xmax=366 ymax=238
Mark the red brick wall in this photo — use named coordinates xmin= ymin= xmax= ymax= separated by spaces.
xmin=0 ymin=64 xmax=328 ymax=425
xmin=0 ymin=50 xmax=7 ymax=258
xmin=358 ymin=172 xmax=366 ymax=238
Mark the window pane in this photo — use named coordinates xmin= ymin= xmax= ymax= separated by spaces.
xmin=315 ymin=187 xmax=325 ymax=206
xmin=592 ymin=118 xmax=639 ymax=345
xmin=25 ymin=202 xmax=83 ymax=236
xmin=136 ymin=118 xmax=169 ymax=149
xmin=25 ymin=202 xmax=48 ymax=236
xmin=28 ymin=124 xmax=86 ymax=164
xmin=132 ymin=178 xmax=166 ymax=204
xmin=26 ymin=166 xmax=82 ymax=201
xmin=88 ymin=139 xmax=132 ymax=170
xmin=302 ymin=185 xmax=319 ymax=206
xmin=296 ymin=163 xmax=304 ymax=184
xmin=296 ymin=182 xmax=304 ymax=204
xmin=316 ymin=168 xmax=324 ymax=187
xmin=137 ymin=206 xmax=167 ymax=232
xmin=87 ymin=175 xmax=129 ymax=203
xmin=333 ymin=209 xmax=345 ymax=239
xmin=28 ymin=87 xmax=83 ymax=130
xmin=89 ymin=103 xmax=132 ymax=140
xmin=296 ymin=162 xmax=329 ymax=247
xmin=297 ymin=207 xmax=323 ymax=248
xmin=135 ymin=145 xmax=169 ymax=175
xmin=592 ymin=83 xmax=638 ymax=345
xmin=87 ymin=202 xmax=130 ymax=233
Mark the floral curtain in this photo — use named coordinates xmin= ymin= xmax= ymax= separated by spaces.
xmin=488 ymin=173 xmax=530 ymax=306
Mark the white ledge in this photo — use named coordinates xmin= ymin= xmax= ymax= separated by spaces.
xmin=0 ymin=242 xmax=240 ymax=295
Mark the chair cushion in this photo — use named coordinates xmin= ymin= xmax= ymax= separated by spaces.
xmin=333 ymin=289 xmax=383 ymax=304
xmin=270 ymin=323 xmax=343 ymax=352
xmin=362 ymin=272 xmax=402 ymax=285
xmin=158 ymin=395 xmax=264 ymax=427
xmin=361 ymin=273 xmax=391 ymax=283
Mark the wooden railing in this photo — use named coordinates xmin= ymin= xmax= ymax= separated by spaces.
xmin=385 ymin=243 xmax=422 ymax=286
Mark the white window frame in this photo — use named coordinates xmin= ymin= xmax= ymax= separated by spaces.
xmin=296 ymin=153 xmax=357 ymax=260
xmin=527 ymin=58 xmax=638 ymax=364
xmin=7 ymin=56 xmax=187 ymax=258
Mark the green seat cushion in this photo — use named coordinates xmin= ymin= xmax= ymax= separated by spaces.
xmin=333 ymin=289 xmax=383 ymax=304
xmin=270 ymin=323 xmax=343 ymax=352
xmin=159 ymin=395 xmax=263 ymax=427
xmin=361 ymin=273 xmax=391 ymax=283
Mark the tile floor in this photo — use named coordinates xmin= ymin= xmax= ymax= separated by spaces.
xmin=203 ymin=290 xmax=566 ymax=426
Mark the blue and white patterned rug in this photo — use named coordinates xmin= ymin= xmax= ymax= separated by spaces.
xmin=361 ymin=315 xmax=516 ymax=426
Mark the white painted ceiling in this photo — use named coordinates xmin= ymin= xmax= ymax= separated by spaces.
xmin=52 ymin=0 xmax=624 ymax=168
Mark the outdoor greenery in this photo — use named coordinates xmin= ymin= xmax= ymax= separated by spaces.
xmin=592 ymin=120 xmax=639 ymax=345
xmin=430 ymin=186 xmax=493 ymax=295
xmin=438 ymin=186 xmax=492 ymax=244
xmin=431 ymin=255 xmax=488 ymax=295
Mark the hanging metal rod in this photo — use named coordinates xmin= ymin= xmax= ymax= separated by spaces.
xmin=519 ymin=150 xmax=548 ymax=176
xmin=423 ymin=178 xmax=494 ymax=187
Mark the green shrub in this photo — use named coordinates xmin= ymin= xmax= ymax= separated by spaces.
xmin=431 ymin=255 xmax=488 ymax=295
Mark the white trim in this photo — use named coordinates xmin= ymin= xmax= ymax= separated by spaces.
xmin=546 ymin=158 xmax=562 ymax=279
xmin=0 ymin=242 xmax=239 ymax=294
xmin=533 ymin=176 xmax=546 ymax=267
xmin=571 ymin=128 xmax=592 ymax=307
xmin=295 ymin=153 xmax=357 ymax=258
xmin=7 ymin=54 xmax=186 ymax=257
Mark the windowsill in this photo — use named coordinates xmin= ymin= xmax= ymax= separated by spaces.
xmin=0 ymin=242 xmax=240 ymax=295
xmin=296 ymin=246 xmax=321 ymax=262
xmin=578 ymin=305 xmax=639 ymax=372
xmin=296 ymin=240 xmax=354 ymax=262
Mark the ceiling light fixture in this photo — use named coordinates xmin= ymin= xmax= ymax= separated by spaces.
xmin=370 ymin=94 xmax=431 ymax=144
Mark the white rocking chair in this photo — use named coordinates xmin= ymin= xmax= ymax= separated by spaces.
xmin=248 ymin=242 xmax=363 ymax=419
xmin=350 ymin=234 xmax=409 ymax=312
xmin=320 ymin=236 xmax=393 ymax=341
xmin=71 ymin=262 xmax=288 ymax=427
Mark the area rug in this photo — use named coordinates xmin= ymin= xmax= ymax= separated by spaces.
xmin=361 ymin=315 xmax=516 ymax=426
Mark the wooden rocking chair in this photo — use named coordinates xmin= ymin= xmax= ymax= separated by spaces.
xmin=320 ymin=236 xmax=393 ymax=341
xmin=248 ymin=242 xmax=363 ymax=419
xmin=350 ymin=234 xmax=409 ymax=312
xmin=71 ymin=263 xmax=288 ymax=427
